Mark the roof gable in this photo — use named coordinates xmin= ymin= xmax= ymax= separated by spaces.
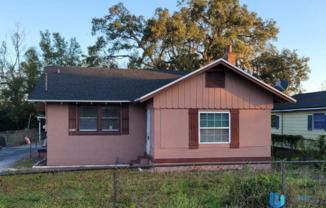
xmin=28 ymin=60 xmax=295 ymax=104
xmin=136 ymin=59 xmax=295 ymax=103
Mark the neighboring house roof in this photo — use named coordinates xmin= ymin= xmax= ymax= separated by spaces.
xmin=273 ymin=91 xmax=326 ymax=112
xmin=28 ymin=66 xmax=190 ymax=102
xmin=28 ymin=59 xmax=295 ymax=103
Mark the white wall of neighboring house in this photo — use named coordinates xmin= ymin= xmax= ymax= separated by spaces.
xmin=272 ymin=110 xmax=326 ymax=140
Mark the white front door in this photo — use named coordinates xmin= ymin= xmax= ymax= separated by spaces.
xmin=146 ymin=109 xmax=150 ymax=155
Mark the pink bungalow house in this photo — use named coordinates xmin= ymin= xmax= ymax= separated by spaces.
xmin=28 ymin=47 xmax=295 ymax=166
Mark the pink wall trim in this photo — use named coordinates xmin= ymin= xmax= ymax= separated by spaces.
xmin=46 ymin=103 xmax=146 ymax=165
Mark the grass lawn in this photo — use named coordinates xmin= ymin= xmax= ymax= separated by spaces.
xmin=0 ymin=165 xmax=325 ymax=208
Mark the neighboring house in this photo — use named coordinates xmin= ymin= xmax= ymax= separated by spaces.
xmin=28 ymin=46 xmax=295 ymax=166
xmin=272 ymin=91 xmax=326 ymax=140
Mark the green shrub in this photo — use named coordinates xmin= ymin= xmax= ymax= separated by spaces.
xmin=273 ymin=134 xmax=326 ymax=160
xmin=272 ymin=134 xmax=303 ymax=150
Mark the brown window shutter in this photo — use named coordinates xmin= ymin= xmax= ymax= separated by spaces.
xmin=121 ymin=104 xmax=129 ymax=135
xmin=230 ymin=109 xmax=239 ymax=148
xmin=68 ymin=104 xmax=77 ymax=136
xmin=189 ymin=109 xmax=199 ymax=149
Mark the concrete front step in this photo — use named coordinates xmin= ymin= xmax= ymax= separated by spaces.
xmin=130 ymin=153 xmax=150 ymax=166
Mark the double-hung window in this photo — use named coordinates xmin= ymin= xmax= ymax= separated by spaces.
xmin=313 ymin=113 xmax=325 ymax=130
xmin=79 ymin=106 xmax=98 ymax=131
xmin=199 ymin=112 xmax=230 ymax=143
xmin=78 ymin=106 xmax=121 ymax=133
xmin=271 ymin=115 xmax=279 ymax=129
xmin=101 ymin=107 xmax=120 ymax=131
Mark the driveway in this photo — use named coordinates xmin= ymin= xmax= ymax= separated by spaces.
xmin=0 ymin=145 xmax=37 ymax=172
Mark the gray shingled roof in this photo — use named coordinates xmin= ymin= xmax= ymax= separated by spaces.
xmin=28 ymin=66 xmax=191 ymax=102
xmin=273 ymin=91 xmax=326 ymax=111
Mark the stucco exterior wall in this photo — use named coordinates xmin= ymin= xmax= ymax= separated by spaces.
xmin=46 ymin=103 xmax=146 ymax=165
xmin=151 ymin=108 xmax=271 ymax=159
xmin=149 ymin=70 xmax=274 ymax=161
xmin=272 ymin=110 xmax=326 ymax=140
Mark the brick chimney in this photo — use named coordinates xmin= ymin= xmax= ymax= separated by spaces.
xmin=222 ymin=45 xmax=236 ymax=66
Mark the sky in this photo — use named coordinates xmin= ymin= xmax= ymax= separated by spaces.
xmin=0 ymin=0 xmax=325 ymax=93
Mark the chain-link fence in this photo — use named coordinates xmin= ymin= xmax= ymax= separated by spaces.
xmin=0 ymin=160 xmax=325 ymax=207
xmin=110 ymin=161 xmax=325 ymax=207
xmin=0 ymin=129 xmax=46 ymax=147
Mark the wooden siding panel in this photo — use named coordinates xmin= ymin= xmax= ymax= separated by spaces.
xmin=178 ymin=81 xmax=185 ymax=108
xmin=202 ymin=75 xmax=209 ymax=108
xmin=172 ymin=86 xmax=179 ymax=109
xmin=166 ymin=88 xmax=173 ymax=109
xmin=243 ymin=81 xmax=250 ymax=109
xmin=231 ymin=76 xmax=238 ymax=109
xmin=153 ymin=94 xmax=160 ymax=108
xmin=237 ymin=79 xmax=244 ymax=109
xmin=221 ymin=88 xmax=227 ymax=108
xmin=153 ymin=70 xmax=274 ymax=110
xmin=214 ymin=88 xmax=221 ymax=108
xmin=226 ymin=90 xmax=232 ymax=109
xmin=190 ymin=78 xmax=197 ymax=108
xmin=258 ymin=88 xmax=266 ymax=109
xmin=249 ymin=87 xmax=256 ymax=109
xmin=209 ymin=88 xmax=215 ymax=109
xmin=159 ymin=91 xmax=166 ymax=108
xmin=184 ymin=80 xmax=191 ymax=108
xmin=196 ymin=75 xmax=203 ymax=108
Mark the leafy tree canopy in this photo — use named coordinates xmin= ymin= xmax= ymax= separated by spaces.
xmin=91 ymin=0 xmax=310 ymax=94
xmin=40 ymin=30 xmax=83 ymax=66
xmin=0 ymin=28 xmax=83 ymax=130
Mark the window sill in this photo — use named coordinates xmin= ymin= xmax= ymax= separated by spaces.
xmin=74 ymin=131 xmax=122 ymax=136
xmin=199 ymin=143 xmax=230 ymax=148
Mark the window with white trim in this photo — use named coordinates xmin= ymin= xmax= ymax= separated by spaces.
xmin=79 ymin=106 xmax=98 ymax=131
xmin=101 ymin=107 xmax=120 ymax=131
xmin=313 ymin=113 xmax=325 ymax=130
xmin=78 ymin=106 xmax=120 ymax=132
xmin=199 ymin=112 xmax=230 ymax=143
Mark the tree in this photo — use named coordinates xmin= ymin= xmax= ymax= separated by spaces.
xmin=91 ymin=0 xmax=278 ymax=70
xmin=0 ymin=26 xmax=38 ymax=130
xmin=90 ymin=0 xmax=310 ymax=93
xmin=21 ymin=47 xmax=42 ymax=94
xmin=86 ymin=36 xmax=118 ymax=68
xmin=39 ymin=30 xmax=83 ymax=66
xmin=0 ymin=27 xmax=84 ymax=130
xmin=251 ymin=46 xmax=310 ymax=94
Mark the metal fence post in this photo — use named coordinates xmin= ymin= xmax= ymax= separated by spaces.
xmin=113 ymin=157 xmax=119 ymax=208
xmin=281 ymin=161 xmax=285 ymax=197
